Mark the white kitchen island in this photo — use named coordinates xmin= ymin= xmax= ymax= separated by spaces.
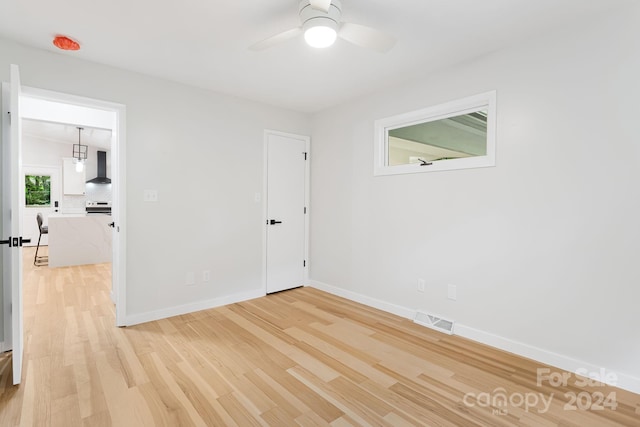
xmin=48 ymin=213 xmax=112 ymax=267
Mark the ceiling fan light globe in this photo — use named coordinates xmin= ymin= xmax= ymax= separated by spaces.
xmin=304 ymin=25 xmax=337 ymax=48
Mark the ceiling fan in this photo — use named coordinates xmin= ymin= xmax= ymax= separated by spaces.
xmin=250 ymin=0 xmax=396 ymax=53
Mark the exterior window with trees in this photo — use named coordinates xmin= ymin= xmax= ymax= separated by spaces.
xmin=25 ymin=175 xmax=51 ymax=206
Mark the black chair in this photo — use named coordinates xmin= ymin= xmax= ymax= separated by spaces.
xmin=34 ymin=213 xmax=48 ymax=266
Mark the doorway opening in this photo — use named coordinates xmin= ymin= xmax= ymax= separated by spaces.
xmin=18 ymin=87 xmax=126 ymax=326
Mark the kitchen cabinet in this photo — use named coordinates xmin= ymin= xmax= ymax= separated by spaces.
xmin=63 ymin=158 xmax=86 ymax=195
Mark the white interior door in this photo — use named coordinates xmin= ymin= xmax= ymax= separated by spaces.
xmin=265 ymin=131 xmax=309 ymax=294
xmin=1 ymin=64 xmax=25 ymax=385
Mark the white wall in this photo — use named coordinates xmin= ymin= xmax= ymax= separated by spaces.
xmin=0 ymin=37 xmax=310 ymax=330
xmin=309 ymin=4 xmax=640 ymax=391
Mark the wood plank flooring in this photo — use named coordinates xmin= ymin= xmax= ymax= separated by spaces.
xmin=0 ymin=247 xmax=638 ymax=426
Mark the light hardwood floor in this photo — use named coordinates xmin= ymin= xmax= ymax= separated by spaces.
xmin=0 ymin=247 xmax=638 ymax=426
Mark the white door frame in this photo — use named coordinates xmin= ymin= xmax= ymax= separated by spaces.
xmin=262 ymin=129 xmax=310 ymax=294
xmin=19 ymin=86 xmax=127 ymax=326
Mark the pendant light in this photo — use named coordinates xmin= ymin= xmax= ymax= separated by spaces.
xmin=73 ymin=127 xmax=88 ymax=172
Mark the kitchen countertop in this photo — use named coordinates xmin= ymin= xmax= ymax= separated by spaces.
xmin=49 ymin=213 xmax=112 ymax=217
xmin=48 ymin=213 xmax=87 ymax=218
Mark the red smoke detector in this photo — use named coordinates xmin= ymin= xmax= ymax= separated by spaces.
xmin=53 ymin=36 xmax=80 ymax=51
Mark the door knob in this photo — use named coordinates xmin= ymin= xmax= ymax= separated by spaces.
xmin=269 ymin=219 xmax=282 ymax=225
xmin=1 ymin=236 xmax=30 ymax=247
xmin=108 ymin=222 xmax=115 ymax=228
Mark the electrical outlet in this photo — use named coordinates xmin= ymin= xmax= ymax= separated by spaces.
xmin=417 ymin=278 xmax=425 ymax=293
xmin=144 ymin=189 xmax=159 ymax=202
xmin=203 ymin=270 xmax=210 ymax=283
xmin=448 ymin=284 xmax=457 ymax=301
xmin=186 ymin=272 xmax=195 ymax=286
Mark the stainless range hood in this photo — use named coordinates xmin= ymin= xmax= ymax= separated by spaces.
xmin=86 ymin=151 xmax=111 ymax=184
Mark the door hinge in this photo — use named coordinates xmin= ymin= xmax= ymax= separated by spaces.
xmin=303 ymin=260 xmax=306 ymax=267
xmin=303 ymin=152 xmax=308 ymax=160
xmin=304 ymin=206 xmax=307 ymax=214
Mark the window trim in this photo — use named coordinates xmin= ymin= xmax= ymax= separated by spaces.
xmin=374 ymin=91 xmax=497 ymax=176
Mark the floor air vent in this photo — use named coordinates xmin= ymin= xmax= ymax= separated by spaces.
xmin=414 ymin=311 xmax=455 ymax=335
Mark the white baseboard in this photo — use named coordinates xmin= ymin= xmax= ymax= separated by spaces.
xmin=124 ymin=289 xmax=265 ymax=327
xmin=308 ymin=280 xmax=640 ymax=395
xmin=455 ymin=324 xmax=640 ymax=395
xmin=308 ymin=280 xmax=414 ymax=320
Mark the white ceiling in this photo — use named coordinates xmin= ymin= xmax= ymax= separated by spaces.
xmin=0 ymin=0 xmax=634 ymax=113
xmin=22 ymin=119 xmax=112 ymax=150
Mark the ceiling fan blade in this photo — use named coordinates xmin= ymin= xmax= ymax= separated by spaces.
xmin=249 ymin=27 xmax=302 ymax=51
xmin=309 ymin=0 xmax=331 ymax=12
xmin=339 ymin=22 xmax=396 ymax=53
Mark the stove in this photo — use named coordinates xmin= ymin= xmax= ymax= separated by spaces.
xmin=86 ymin=201 xmax=112 ymax=215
